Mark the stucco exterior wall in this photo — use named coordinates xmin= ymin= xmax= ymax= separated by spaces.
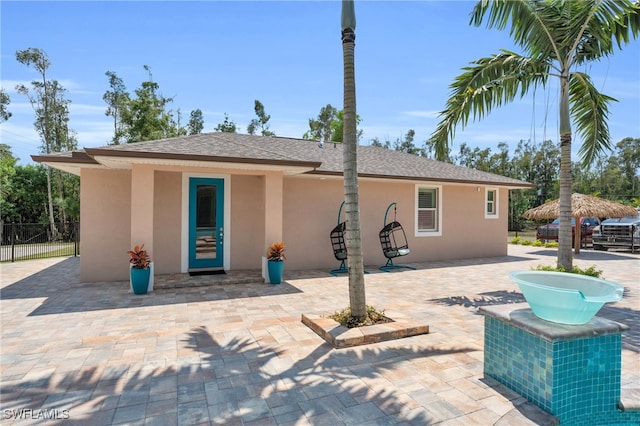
xmin=80 ymin=169 xmax=131 ymax=282
xmin=283 ymin=177 xmax=508 ymax=270
xmin=78 ymin=167 xmax=509 ymax=282
xmin=153 ymin=171 xmax=182 ymax=274
xmin=230 ymin=175 xmax=266 ymax=270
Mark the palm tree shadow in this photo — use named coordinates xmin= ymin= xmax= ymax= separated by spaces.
xmin=1 ymin=325 xmax=553 ymax=424
xmin=429 ymin=290 xmax=526 ymax=308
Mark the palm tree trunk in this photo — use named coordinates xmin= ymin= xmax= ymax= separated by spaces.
xmin=558 ymin=75 xmax=572 ymax=270
xmin=341 ymin=2 xmax=366 ymax=321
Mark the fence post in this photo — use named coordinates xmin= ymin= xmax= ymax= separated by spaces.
xmin=11 ymin=222 xmax=15 ymax=263
xmin=74 ymin=222 xmax=79 ymax=257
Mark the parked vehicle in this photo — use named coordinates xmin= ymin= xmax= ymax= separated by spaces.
xmin=592 ymin=209 xmax=640 ymax=252
xmin=536 ymin=217 xmax=601 ymax=246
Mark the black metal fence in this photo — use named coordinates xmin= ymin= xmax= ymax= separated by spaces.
xmin=0 ymin=222 xmax=79 ymax=262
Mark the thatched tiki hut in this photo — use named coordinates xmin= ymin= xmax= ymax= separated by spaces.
xmin=523 ymin=193 xmax=638 ymax=254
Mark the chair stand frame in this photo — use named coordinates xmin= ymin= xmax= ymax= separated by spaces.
xmin=379 ymin=258 xmax=416 ymax=272
xmin=330 ymin=259 xmax=349 ymax=276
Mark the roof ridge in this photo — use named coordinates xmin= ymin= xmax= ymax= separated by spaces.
xmin=213 ymin=133 xmax=313 ymax=162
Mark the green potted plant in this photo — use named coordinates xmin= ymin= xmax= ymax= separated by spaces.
xmin=128 ymin=244 xmax=152 ymax=294
xmin=266 ymin=241 xmax=286 ymax=284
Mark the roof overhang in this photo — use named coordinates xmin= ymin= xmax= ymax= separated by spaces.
xmin=303 ymin=170 xmax=535 ymax=189
xmin=33 ymin=148 xmax=322 ymax=176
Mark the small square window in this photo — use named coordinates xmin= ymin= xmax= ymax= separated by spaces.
xmin=416 ymin=186 xmax=442 ymax=236
xmin=485 ymin=188 xmax=498 ymax=218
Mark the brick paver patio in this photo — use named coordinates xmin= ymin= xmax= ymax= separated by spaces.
xmin=1 ymin=244 xmax=638 ymax=425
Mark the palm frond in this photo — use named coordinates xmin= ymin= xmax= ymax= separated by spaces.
xmin=569 ymin=72 xmax=617 ymax=167
xmin=430 ymin=51 xmax=549 ymax=161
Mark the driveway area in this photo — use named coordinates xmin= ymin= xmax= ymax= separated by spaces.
xmin=1 ymin=245 xmax=638 ymax=425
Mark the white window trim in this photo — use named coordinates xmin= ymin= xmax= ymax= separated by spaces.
xmin=415 ymin=184 xmax=442 ymax=237
xmin=485 ymin=187 xmax=499 ymax=219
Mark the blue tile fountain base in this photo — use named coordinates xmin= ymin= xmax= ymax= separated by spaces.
xmin=480 ymin=304 xmax=639 ymax=426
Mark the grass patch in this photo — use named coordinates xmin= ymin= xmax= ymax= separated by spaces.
xmin=328 ymin=305 xmax=391 ymax=328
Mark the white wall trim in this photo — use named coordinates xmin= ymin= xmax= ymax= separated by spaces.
xmin=414 ymin=184 xmax=443 ymax=237
xmin=484 ymin=187 xmax=500 ymax=219
xmin=181 ymin=173 xmax=231 ymax=272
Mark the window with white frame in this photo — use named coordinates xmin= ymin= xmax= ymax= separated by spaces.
xmin=485 ymin=188 xmax=498 ymax=218
xmin=416 ymin=186 xmax=441 ymax=236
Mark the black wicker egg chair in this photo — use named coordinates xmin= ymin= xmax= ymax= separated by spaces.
xmin=379 ymin=202 xmax=416 ymax=272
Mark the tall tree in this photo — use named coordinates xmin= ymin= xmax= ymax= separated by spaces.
xmin=187 ymin=109 xmax=204 ymax=135
xmin=329 ymin=109 xmax=363 ymax=143
xmin=430 ymin=0 xmax=640 ymax=269
xmin=393 ymin=129 xmax=425 ymax=156
xmin=341 ymin=0 xmax=366 ymax=321
xmin=0 ymin=88 xmax=11 ymax=122
xmin=616 ymin=137 xmax=640 ymax=199
xmin=15 ymin=47 xmax=73 ymax=237
xmin=215 ymin=113 xmax=237 ymax=133
xmin=303 ymin=104 xmax=338 ymax=142
xmin=120 ymin=65 xmax=181 ymax=143
xmin=247 ymin=100 xmax=275 ymax=136
xmin=103 ymin=71 xmax=129 ymax=145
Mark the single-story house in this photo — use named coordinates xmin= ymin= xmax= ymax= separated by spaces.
xmin=33 ymin=132 xmax=533 ymax=282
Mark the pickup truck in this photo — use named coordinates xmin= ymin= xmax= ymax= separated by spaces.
xmin=592 ymin=209 xmax=640 ymax=252
xmin=536 ymin=217 xmax=601 ymax=247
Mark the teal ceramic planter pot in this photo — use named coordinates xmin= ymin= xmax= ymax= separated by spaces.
xmin=130 ymin=267 xmax=151 ymax=294
xmin=267 ymin=260 xmax=284 ymax=284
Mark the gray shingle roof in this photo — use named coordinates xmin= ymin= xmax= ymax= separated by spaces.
xmin=33 ymin=132 xmax=532 ymax=187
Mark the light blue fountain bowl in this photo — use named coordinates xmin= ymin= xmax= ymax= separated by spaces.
xmin=509 ymin=270 xmax=624 ymax=325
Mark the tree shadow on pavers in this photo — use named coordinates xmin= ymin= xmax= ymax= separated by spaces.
xmin=0 ymin=363 xmax=186 ymax=424
xmin=181 ymin=326 xmax=552 ymax=425
xmin=0 ymin=324 xmax=550 ymax=425
xmin=528 ymin=248 xmax=640 ymax=261
xmin=599 ymin=305 xmax=640 ymax=353
xmin=429 ymin=291 xmax=526 ymax=308
xmin=479 ymin=376 xmax=559 ymax=426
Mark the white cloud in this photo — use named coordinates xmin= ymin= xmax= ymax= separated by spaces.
xmin=401 ymin=110 xmax=440 ymax=119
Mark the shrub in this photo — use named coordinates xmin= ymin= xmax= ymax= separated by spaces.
xmin=520 ymin=239 xmax=533 ymax=246
xmin=510 ymin=237 xmax=521 ymax=245
xmin=533 ymin=264 xmax=603 ymax=278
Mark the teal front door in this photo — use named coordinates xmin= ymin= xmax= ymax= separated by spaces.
xmin=189 ymin=178 xmax=224 ymax=269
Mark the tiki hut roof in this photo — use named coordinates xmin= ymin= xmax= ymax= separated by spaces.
xmin=522 ymin=193 xmax=638 ymax=220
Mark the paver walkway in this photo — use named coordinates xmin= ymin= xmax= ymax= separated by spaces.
xmin=1 ymin=245 xmax=638 ymax=425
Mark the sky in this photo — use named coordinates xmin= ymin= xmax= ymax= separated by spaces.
xmin=1 ymin=1 xmax=639 ymax=165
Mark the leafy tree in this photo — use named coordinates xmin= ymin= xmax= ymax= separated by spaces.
xmin=15 ymin=47 xmax=77 ymax=237
xmin=119 ymin=65 xmax=184 ymax=143
xmin=430 ymin=0 xmax=640 ymax=269
xmin=247 ymin=100 xmax=275 ymax=136
xmin=615 ymin=137 xmax=640 ymax=199
xmin=341 ymin=0 xmax=366 ymax=321
xmin=0 ymin=88 xmax=11 ymax=122
xmin=370 ymin=136 xmax=391 ymax=149
xmin=0 ymin=144 xmax=18 ymax=227
xmin=214 ymin=113 xmax=237 ymax=133
xmin=103 ymin=71 xmax=129 ymax=145
xmin=187 ymin=109 xmax=204 ymax=135
xmin=328 ymin=109 xmax=363 ymax=143
xmin=393 ymin=129 xmax=425 ymax=156
xmin=304 ymin=104 xmax=338 ymax=142
xmin=423 ymin=137 xmax=451 ymax=161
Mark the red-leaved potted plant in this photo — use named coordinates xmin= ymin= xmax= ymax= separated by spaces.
xmin=266 ymin=241 xmax=286 ymax=284
xmin=128 ymin=244 xmax=151 ymax=294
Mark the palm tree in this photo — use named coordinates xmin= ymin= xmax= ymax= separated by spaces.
xmin=342 ymin=0 xmax=366 ymax=320
xmin=431 ymin=0 xmax=640 ymax=269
